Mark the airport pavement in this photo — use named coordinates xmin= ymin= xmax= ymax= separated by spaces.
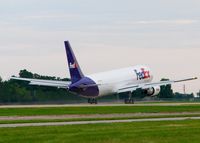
xmin=0 ymin=116 xmax=200 ymax=128
xmin=0 ymin=112 xmax=200 ymax=121
xmin=1 ymin=102 xmax=200 ymax=108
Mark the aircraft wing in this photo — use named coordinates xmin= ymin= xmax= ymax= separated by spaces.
xmin=10 ymin=77 xmax=71 ymax=88
xmin=117 ymin=77 xmax=197 ymax=93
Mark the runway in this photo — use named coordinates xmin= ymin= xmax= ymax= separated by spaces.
xmin=0 ymin=116 xmax=200 ymax=128
xmin=1 ymin=102 xmax=200 ymax=108
xmin=0 ymin=112 xmax=200 ymax=120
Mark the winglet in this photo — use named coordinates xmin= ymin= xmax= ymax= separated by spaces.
xmin=64 ymin=41 xmax=84 ymax=83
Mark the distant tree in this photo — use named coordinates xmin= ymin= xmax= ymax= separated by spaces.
xmin=197 ymin=90 xmax=200 ymax=98
xmin=174 ymin=92 xmax=194 ymax=99
xmin=62 ymin=78 xmax=71 ymax=81
xmin=133 ymin=89 xmax=146 ymax=98
xmin=158 ymin=78 xmax=173 ymax=98
xmin=190 ymin=93 xmax=194 ymax=98
xmin=0 ymin=69 xmax=79 ymax=104
xmin=19 ymin=69 xmax=33 ymax=78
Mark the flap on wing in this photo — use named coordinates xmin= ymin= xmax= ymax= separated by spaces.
xmin=117 ymin=77 xmax=197 ymax=94
xmin=29 ymin=81 xmax=69 ymax=88
xmin=117 ymin=85 xmax=139 ymax=93
xmin=10 ymin=77 xmax=71 ymax=88
xmin=140 ymin=81 xmax=174 ymax=89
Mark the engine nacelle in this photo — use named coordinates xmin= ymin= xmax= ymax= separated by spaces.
xmin=145 ymin=86 xmax=160 ymax=96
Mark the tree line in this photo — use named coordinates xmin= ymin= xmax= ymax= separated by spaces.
xmin=0 ymin=69 xmax=195 ymax=104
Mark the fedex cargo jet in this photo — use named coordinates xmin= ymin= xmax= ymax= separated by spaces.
xmin=11 ymin=41 xmax=197 ymax=104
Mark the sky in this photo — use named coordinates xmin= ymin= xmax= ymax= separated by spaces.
xmin=0 ymin=0 xmax=200 ymax=94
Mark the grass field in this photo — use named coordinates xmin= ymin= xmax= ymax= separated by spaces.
xmin=0 ymin=120 xmax=200 ymax=143
xmin=1 ymin=105 xmax=200 ymax=116
xmin=1 ymin=104 xmax=200 ymax=142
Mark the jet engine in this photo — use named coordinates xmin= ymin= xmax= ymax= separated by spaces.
xmin=145 ymin=86 xmax=160 ymax=96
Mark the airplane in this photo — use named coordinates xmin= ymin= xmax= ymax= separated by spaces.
xmin=11 ymin=41 xmax=197 ymax=104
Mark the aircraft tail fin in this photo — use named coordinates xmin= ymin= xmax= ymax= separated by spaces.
xmin=64 ymin=41 xmax=84 ymax=83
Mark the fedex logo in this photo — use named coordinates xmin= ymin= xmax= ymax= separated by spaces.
xmin=134 ymin=68 xmax=150 ymax=80
xmin=69 ymin=62 xmax=78 ymax=69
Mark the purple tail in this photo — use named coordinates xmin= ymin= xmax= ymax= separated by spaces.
xmin=64 ymin=41 xmax=84 ymax=83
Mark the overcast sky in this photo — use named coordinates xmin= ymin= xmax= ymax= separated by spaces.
xmin=0 ymin=0 xmax=200 ymax=94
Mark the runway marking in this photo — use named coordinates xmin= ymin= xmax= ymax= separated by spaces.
xmin=0 ymin=117 xmax=200 ymax=128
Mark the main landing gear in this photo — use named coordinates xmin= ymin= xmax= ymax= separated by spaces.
xmin=88 ymin=98 xmax=97 ymax=104
xmin=124 ymin=92 xmax=134 ymax=104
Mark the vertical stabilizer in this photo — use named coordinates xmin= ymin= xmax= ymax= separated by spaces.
xmin=64 ymin=41 xmax=84 ymax=83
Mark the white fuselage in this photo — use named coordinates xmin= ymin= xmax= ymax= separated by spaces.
xmin=87 ymin=65 xmax=153 ymax=96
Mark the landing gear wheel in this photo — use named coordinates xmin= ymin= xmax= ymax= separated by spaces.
xmin=130 ymin=99 xmax=134 ymax=104
xmin=88 ymin=98 xmax=98 ymax=104
xmin=124 ymin=92 xmax=134 ymax=104
xmin=124 ymin=98 xmax=134 ymax=104
xmin=94 ymin=99 xmax=97 ymax=104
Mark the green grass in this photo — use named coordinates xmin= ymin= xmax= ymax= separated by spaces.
xmin=1 ymin=105 xmax=200 ymax=116
xmin=0 ymin=120 xmax=200 ymax=143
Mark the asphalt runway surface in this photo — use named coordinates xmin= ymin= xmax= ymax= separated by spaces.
xmin=0 ymin=112 xmax=200 ymax=121
xmin=0 ymin=116 xmax=200 ymax=128
xmin=1 ymin=102 xmax=200 ymax=108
